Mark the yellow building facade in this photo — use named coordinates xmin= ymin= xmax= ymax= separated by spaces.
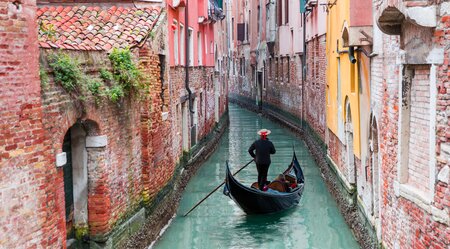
xmin=325 ymin=0 xmax=373 ymax=188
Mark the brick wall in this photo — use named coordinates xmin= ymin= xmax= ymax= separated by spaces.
xmin=434 ymin=5 xmax=450 ymax=215
xmin=39 ymin=49 xmax=144 ymax=238
xmin=230 ymin=36 xmax=326 ymax=141
xmin=327 ymin=129 xmax=348 ymax=179
xmin=408 ymin=65 xmax=431 ymax=191
xmin=264 ymin=55 xmax=303 ymax=117
xmin=0 ymin=1 xmax=64 ymax=248
xmin=372 ymin=3 xmax=450 ymax=248
xmin=168 ymin=66 xmax=218 ymax=157
xmin=305 ymin=35 xmax=327 ymax=140
xmin=139 ymin=45 xmax=175 ymax=200
xmin=263 ymin=35 xmax=326 ymax=140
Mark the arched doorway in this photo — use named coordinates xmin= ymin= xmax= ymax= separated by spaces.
xmin=62 ymin=128 xmax=75 ymax=239
xmin=369 ymin=116 xmax=381 ymax=238
xmin=345 ymin=99 xmax=356 ymax=185
xmin=62 ymin=120 xmax=99 ymax=243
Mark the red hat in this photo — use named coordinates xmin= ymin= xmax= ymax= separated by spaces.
xmin=257 ymin=129 xmax=271 ymax=136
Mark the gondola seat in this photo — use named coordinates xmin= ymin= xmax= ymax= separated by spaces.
xmin=267 ymin=180 xmax=288 ymax=192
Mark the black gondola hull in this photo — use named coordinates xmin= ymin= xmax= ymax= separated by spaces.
xmin=224 ymin=153 xmax=305 ymax=214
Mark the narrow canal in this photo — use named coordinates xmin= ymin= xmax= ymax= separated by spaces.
xmin=152 ymin=104 xmax=360 ymax=249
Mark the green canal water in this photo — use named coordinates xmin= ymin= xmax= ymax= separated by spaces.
xmin=152 ymin=104 xmax=360 ymax=249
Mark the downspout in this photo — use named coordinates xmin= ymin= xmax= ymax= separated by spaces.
xmin=301 ymin=12 xmax=307 ymax=129
xmin=185 ymin=0 xmax=194 ymax=114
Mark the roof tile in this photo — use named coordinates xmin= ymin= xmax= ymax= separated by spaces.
xmin=37 ymin=5 xmax=161 ymax=52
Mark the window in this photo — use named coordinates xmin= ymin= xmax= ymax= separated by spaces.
xmin=248 ymin=10 xmax=251 ymax=42
xmin=257 ymin=6 xmax=260 ymax=34
xmin=237 ymin=23 xmax=245 ymax=41
xmin=279 ymin=57 xmax=283 ymax=83
xmin=287 ymin=56 xmax=290 ymax=83
xmin=269 ymin=58 xmax=272 ymax=80
xmin=275 ymin=57 xmax=278 ymax=81
xmin=180 ymin=24 xmax=185 ymax=65
xmin=291 ymin=30 xmax=294 ymax=54
xmin=205 ymin=33 xmax=208 ymax=54
xmin=199 ymin=92 xmax=203 ymax=116
xmin=277 ymin=0 xmax=282 ymax=26
xmin=232 ymin=17 xmax=235 ymax=40
xmin=197 ymin=31 xmax=202 ymax=66
xmin=188 ymin=28 xmax=194 ymax=66
xmin=210 ymin=41 xmax=213 ymax=56
xmin=263 ymin=61 xmax=266 ymax=89
xmin=240 ymin=57 xmax=245 ymax=76
xmin=246 ymin=23 xmax=249 ymax=41
xmin=285 ymin=0 xmax=289 ymax=24
xmin=173 ymin=20 xmax=178 ymax=65
xmin=398 ymin=65 xmax=435 ymax=204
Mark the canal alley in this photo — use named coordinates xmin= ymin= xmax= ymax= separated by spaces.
xmin=2 ymin=1 xmax=449 ymax=248
xmin=152 ymin=104 xmax=359 ymax=249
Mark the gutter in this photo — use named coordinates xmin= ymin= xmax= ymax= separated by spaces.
xmin=185 ymin=0 xmax=194 ymax=114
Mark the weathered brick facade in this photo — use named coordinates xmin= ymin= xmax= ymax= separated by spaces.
xmin=304 ymin=35 xmax=327 ymax=140
xmin=0 ymin=1 xmax=64 ymax=247
xmin=168 ymin=66 xmax=221 ymax=151
xmin=231 ymin=35 xmax=326 ymax=142
xmin=372 ymin=1 xmax=450 ymax=248
xmin=37 ymin=43 xmax=168 ymax=243
xmin=1 ymin=2 xmax=228 ymax=248
xmin=228 ymin=0 xmax=450 ymax=248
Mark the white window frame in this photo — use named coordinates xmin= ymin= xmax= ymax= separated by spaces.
xmin=188 ymin=28 xmax=194 ymax=66
xmin=180 ymin=24 xmax=185 ymax=66
xmin=197 ymin=31 xmax=203 ymax=66
xmin=173 ymin=20 xmax=178 ymax=65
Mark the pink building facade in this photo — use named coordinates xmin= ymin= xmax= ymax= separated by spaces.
xmin=167 ymin=0 xmax=227 ymax=156
xmin=167 ymin=0 xmax=215 ymax=67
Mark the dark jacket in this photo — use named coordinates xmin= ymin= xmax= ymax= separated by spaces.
xmin=248 ymin=139 xmax=276 ymax=165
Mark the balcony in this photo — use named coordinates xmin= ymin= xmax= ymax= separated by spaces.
xmin=208 ymin=0 xmax=225 ymax=22
xmin=375 ymin=1 xmax=441 ymax=64
xmin=376 ymin=1 xmax=437 ymax=35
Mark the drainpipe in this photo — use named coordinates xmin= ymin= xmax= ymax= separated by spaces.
xmin=185 ymin=0 xmax=194 ymax=114
xmin=301 ymin=12 xmax=307 ymax=129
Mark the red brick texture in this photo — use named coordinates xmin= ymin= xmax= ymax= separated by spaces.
xmin=304 ymin=36 xmax=327 ymax=140
xmin=0 ymin=1 xmax=64 ymax=248
xmin=168 ymin=66 xmax=218 ymax=155
xmin=372 ymin=5 xmax=450 ymax=249
xmin=264 ymin=55 xmax=304 ymax=118
xmin=1 ymin=2 xmax=225 ymax=248
xmin=39 ymin=49 xmax=145 ymax=237
xmin=139 ymin=46 xmax=175 ymax=201
xmin=327 ymin=130 xmax=348 ymax=178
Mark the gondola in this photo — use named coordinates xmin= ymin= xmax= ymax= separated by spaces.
xmin=223 ymin=152 xmax=305 ymax=214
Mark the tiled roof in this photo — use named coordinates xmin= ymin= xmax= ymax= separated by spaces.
xmin=37 ymin=6 xmax=162 ymax=51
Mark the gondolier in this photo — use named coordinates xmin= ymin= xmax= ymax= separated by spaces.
xmin=223 ymin=150 xmax=305 ymax=214
xmin=248 ymin=129 xmax=276 ymax=191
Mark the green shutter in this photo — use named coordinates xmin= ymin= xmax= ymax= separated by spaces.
xmin=300 ymin=0 xmax=307 ymax=13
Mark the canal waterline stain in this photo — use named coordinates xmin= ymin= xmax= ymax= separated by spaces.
xmin=152 ymin=104 xmax=360 ymax=249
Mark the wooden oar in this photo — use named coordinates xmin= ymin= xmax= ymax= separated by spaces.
xmin=183 ymin=159 xmax=254 ymax=217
